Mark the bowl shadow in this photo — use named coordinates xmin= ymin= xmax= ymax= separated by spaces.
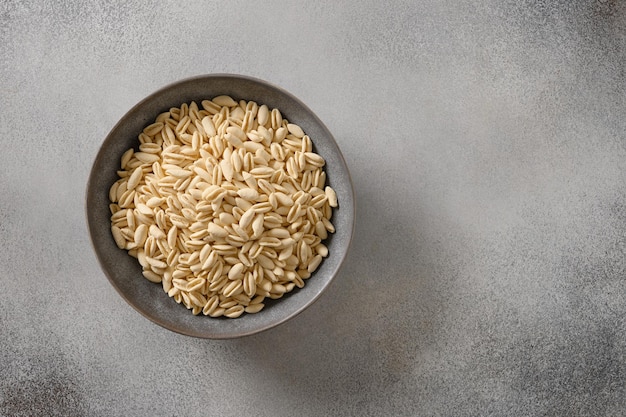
xmin=216 ymin=176 xmax=446 ymax=411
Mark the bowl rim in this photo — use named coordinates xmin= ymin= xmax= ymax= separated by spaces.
xmin=85 ymin=73 xmax=355 ymax=338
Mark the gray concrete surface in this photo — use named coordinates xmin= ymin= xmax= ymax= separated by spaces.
xmin=1 ymin=1 xmax=625 ymax=416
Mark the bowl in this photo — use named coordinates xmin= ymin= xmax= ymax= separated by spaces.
xmin=86 ymin=74 xmax=355 ymax=339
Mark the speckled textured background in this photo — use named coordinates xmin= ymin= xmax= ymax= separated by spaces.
xmin=1 ymin=1 xmax=625 ymax=416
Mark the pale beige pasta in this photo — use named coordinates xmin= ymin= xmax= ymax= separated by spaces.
xmin=108 ymin=96 xmax=337 ymax=318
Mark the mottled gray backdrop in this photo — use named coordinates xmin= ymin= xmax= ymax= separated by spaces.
xmin=1 ymin=1 xmax=625 ymax=416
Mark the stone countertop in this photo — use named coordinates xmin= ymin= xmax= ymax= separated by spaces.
xmin=1 ymin=1 xmax=624 ymax=416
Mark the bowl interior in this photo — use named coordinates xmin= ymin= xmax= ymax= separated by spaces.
xmin=86 ymin=74 xmax=354 ymax=338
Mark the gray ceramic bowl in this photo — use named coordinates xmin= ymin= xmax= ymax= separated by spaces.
xmin=86 ymin=74 xmax=355 ymax=339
